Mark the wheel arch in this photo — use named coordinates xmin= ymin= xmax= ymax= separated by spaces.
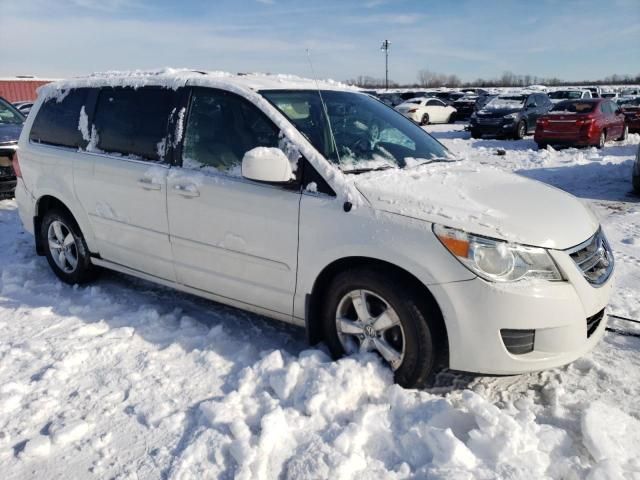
xmin=34 ymin=195 xmax=83 ymax=256
xmin=305 ymin=256 xmax=449 ymax=362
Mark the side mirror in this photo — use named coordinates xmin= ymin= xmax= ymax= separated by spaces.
xmin=615 ymin=109 xmax=623 ymax=115
xmin=241 ymin=147 xmax=293 ymax=184
xmin=527 ymin=103 xmax=537 ymax=109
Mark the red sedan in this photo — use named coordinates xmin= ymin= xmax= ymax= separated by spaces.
xmin=619 ymin=97 xmax=640 ymax=133
xmin=535 ymin=99 xmax=628 ymax=149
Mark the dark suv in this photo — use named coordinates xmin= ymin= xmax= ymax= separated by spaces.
xmin=0 ymin=96 xmax=25 ymax=197
xmin=469 ymin=92 xmax=553 ymax=139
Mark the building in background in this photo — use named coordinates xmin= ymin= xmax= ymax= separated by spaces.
xmin=0 ymin=77 xmax=57 ymax=102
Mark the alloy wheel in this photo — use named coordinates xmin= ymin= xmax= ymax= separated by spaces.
xmin=47 ymin=220 xmax=78 ymax=273
xmin=335 ymin=289 xmax=406 ymax=370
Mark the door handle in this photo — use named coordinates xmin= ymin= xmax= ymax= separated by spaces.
xmin=173 ymin=184 xmax=200 ymax=197
xmin=137 ymin=178 xmax=162 ymax=190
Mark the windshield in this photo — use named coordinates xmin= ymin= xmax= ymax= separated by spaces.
xmin=485 ymin=95 xmax=526 ymax=109
xmin=261 ymin=90 xmax=451 ymax=172
xmin=549 ymin=91 xmax=583 ymax=99
xmin=0 ymin=98 xmax=25 ymax=125
xmin=621 ymin=98 xmax=640 ymax=107
xmin=550 ymin=101 xmax=596 ymax=113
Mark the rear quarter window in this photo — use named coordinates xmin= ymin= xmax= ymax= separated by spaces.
xmin=93 ymin=87 xmax=174 ymax=161
xmin=29 ymin=89 xmax=90 ymax=148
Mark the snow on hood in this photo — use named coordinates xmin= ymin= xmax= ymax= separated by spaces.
xmin=354 ymin=162 xmax=599 ymax=249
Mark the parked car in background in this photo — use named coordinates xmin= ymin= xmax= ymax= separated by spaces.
xmin=534 ymin=99 xmax=627 ymax=149
xmin=633 ymin=144 xmax=640 ymax=193
xmin=548 ymin=90 xmax=592 ymax=103
xmin=451 ymin=95 xmax=478 ymax=121
xmin=13 ymin=101 xmax=34 ymax=116
xmin=395 ymin=97 xmax=457 ymax=125
xmin=469 ymin=92 xmax=552 ymax=139
xmin=621 ymin=88 xmax=640 ymax=97
xmin=15 ymin=71 xmax=614 ymax=387
xmin=435 ymin=91 xmax=465 ymax=105
xmin=600 ymin=92 xmax=619 ymax=100
xmin=619 ymin=97 xmax=640 ymax=133
xmin=0 ymin=96 xmax=24 ymax=197
xmin=584 ymin=86 xmax=601 ymax=98
xmin=378 ymin=92 xmax=404 ymax=107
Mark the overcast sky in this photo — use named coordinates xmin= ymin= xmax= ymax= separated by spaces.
xmin=1 ymin=0 xmax=639 ymax=83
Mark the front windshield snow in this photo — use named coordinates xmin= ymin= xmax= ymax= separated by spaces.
xmin=485 ymin=96 xmax=526 ymax=109
xmin=260 ymin=90 xmax=452 ymax=172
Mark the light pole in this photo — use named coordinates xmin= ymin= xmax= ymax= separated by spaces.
xmin=380 ymin=39 xmax=390 ymax=90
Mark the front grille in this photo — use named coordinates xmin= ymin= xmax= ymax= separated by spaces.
xmin=501 ymin=329 xmax=535 ymax=355
xmin=567 ymin=229 xmax=614 ymax=286
xmin=586 ymin=309 xmax=605 ymax=337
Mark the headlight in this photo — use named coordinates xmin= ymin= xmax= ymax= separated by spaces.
xmin=433 ymin=225 xmax=562 ymax=282
xmin=503 ymin=113 xmax=518 ymax=120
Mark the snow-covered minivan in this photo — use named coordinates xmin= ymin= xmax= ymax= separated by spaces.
xmin=14 ymin=70 xmax=614 ymax=388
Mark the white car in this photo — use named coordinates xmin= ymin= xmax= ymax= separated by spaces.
xmin=548 ymin=90 xmax=592 ymax=103
xmin=395 ymin=97 xmax=456 ymax=125
xmin=14 ymin=70 xmax=613 ymax=388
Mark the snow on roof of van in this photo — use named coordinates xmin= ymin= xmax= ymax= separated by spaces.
xmin=38 ymin=68 xmax=357 ymax=101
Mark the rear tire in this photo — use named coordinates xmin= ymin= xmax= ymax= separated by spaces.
xmin=321 ymin=267 xmax=441 ymax=388
xmin=420 ymin=113 xmax=430 ymax=126
xmin=40 ymin=209 xmax=97 ymax=284
xmin=634 ymin=175 xmax=640 ymax=194
xmin=618 ymin=125 xmax=629 ymax=141
xmin=471 ymin=130 xmax=482 ymax=139
xmin=537 ymin=143 xmax=547 ymax=150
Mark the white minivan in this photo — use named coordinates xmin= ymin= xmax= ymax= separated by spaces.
xmin=14 ymin=71 xmax=614 ymax=388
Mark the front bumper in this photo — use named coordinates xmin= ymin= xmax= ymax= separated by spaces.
xmin=534 ymin=129 xmax=598 ymax=146
xmin=470 ymin=119 xmax=517 ymax=136
xmin=429 ymin=242 xmax=613 ymax=374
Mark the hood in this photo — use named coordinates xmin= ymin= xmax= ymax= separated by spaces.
xmin=0 ymin=124 xmax=23 ymax=145
xmin=354 ymin=163 xmax=598 ymax=250
xmin=477 ymin=107 xmax=521 ymax=117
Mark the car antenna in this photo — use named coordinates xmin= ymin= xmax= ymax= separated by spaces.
xmin=305 ymin=48 xmax=341 ymax=166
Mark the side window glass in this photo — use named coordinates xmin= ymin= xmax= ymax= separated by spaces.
xmin=182 ymin=89 xmax=280 ymax=176
xmin=93 ymin=87 xmax=173 ymax=161
xmin=30 ymin=88 xmax=90 ymax=148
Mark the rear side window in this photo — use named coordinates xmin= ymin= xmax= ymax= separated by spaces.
xmin=30 ymin=89 xmax=90 ymax=148
xmin=93 ymin=87 xmax=174 ymax=161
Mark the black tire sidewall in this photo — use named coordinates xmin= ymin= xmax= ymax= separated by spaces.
xmin=516 ymin=120 xmax=526 ymax=139
xmin=321 ymin=268 xmax=438 ymax=388
xmin=41 ymin=210 xmax=94 ymax=284
xmin=421 ymin=113 xmax=429 ymax=126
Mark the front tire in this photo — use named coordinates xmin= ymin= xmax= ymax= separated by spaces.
xmin=515 ymin=120 xmax=526 ymax=139
xmin=597 ymin=131 xmax=606 ymax=149
xmin=321 ymin=268 xmax=440 ymax=388
xmin=41 ymin=209 xmax=96 ymax=284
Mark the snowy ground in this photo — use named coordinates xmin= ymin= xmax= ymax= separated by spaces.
xmin=1 ymin=125 xmax=639 ymax=480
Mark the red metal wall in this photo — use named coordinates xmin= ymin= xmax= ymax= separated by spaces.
xmin=0 ymin=80 xmax=53 ymax=102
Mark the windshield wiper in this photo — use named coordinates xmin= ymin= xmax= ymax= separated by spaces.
xmin=408 ymin=157 xmax=458 ymax=168
xmin=341 ymin=165 xmax=395 ymax=174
